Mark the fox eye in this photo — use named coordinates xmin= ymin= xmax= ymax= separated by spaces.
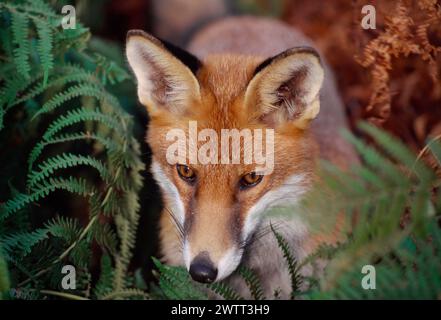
xmin=240 ymin=172 xmax=263 ymax=189
xmin=176 ymin=164 xmax=196 ymax=182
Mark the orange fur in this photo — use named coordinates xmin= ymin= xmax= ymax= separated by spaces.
xmin=126 ymin=16 xmax=358 ymax=294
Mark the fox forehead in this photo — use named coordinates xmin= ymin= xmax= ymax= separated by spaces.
xmin=197 ymin=54 xmax=262 ymax=108
xmin=146 ymin=54 xmax=317 ymax=185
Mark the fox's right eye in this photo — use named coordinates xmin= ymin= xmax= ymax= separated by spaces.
xmin=176 ymin=164 xmax=196 ymax=183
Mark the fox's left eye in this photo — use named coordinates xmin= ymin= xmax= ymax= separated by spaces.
xmin=176 ymin=164 xmax=196 ymax=182
xmin=240 ymin=172 xmax=263 ymax=189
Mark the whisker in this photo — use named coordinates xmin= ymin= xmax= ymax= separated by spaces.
xmin=239 ymin=220 xmax=284 ymax=250
xmin=164 ymin=206 xmax=184 ymax=246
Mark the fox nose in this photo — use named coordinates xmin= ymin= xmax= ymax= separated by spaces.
xmin=189 ymin=253 xmax=218 ymax=283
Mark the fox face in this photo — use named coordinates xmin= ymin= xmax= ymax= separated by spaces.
xmin=126 ymin=30 xmax=324 ymax=283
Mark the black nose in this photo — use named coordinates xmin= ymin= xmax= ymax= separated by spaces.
xmin=189 ymin=253 xmax=218 ymax=283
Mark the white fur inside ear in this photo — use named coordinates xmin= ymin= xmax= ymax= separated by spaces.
xmin=246 ymin=51 xmax=324 ymax=126
xmin=126 ymin=38 xmax=156 ymax=107
xmin=265 ymin=55 xmax=322 ymax=105
xmin=126 ymin=35 xmax=200 ymax=112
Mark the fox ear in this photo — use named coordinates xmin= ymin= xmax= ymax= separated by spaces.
xmin=126 ymin=30 xmax=202 ymax=115
xmin=245 ymin=47 xmax=324 ymax=129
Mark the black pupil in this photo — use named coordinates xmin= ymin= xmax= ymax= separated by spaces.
xmin=179 ymin=165 xmax=193 ymax=179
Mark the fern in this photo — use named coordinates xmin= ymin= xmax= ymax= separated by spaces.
xmin=41 ymin=108 xmax=125 ymax=141
xmin=270 ymin=225 xmax=302 ymax=299
xmin=33 ymin=83 xmax=122 ymax=118
xmin=0 ymin=229 xmax=50 ymax=259
xmin=10 ymin=65 xmax=100 ymax=108
xmin=11 ymin=11 xmax=30 ymax=79
xmin=0 ymin=177 xmax=96 ymax=222
xmin=45 ymin=216 xmax=82 ymax=243
xmin=0 ymin=0 xmax=144 ymax=301
xmin=152 ymin=258 xmax=208 ymax=300
xmin=93 ymin=254 xmax=114 ymax=299
xmin=237 ymin=266 xmax=264 ymax=300
xmin=34 ymin=17 xmax=53 ymax=86
xmin=92 ymin=224 xmax=118 ymax=256
xmin=300 ymin=123 xmax=441 ymax=299
xmin=207 ymin=282 xmax=243 ymax=300
xmin=28 ymin=132 xmax=120 ymax=171
xmin=27 ymin=153 xmax=111 ymax=188
xmin=308 ymin=222 xmax=441 ymax=299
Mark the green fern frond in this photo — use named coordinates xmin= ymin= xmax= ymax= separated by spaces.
xmin=27 ymin=153 xmax=111 ymax=188
xmin=271 ymin=224 xmax=302 ymax=299
xmin=113 ymin=213 xmax=140 ymax=292
xmin=1 ymin=73 xmax=37 ymax=110
xmin=93 ymin=254 xmax=114 ymax=299
xmin=238 ymin=266 xmax=265 ymax=300
xmin=34 ymin=17 xmax=54 ymax=86
xmin=10 ymin=66 xmax=100 ymax=108
xmin=358 ymin=122 xmax=434 ymax=181
xmin=0 ymin=177 xmax=96 ymax=222
xmin=28 ymin=132 xmax=120 ymax=171
xmin=92 ymin=223 xmax=118 ymax=255
xmin=152 ymin=257 xmax=207 ymax=300
xmin=208 ymin=282 xmax=243 ymax=300
xmin=44 ymin=216 xmax=82 ymax=243
xmin=24 ymin=0 xmax=57 ymax=17
xmin=33 ymin=84 xmax=121 ymax=119
xmin=101 ymin=288 xmax=149 ymax=300
xmin=69 ymin=239 xmax=91 ymax=269
xmin=0 ymin=229 xmax=50 ymax=258
xmin=11 ymin=11 xmax=31 ymax=79
xmin=41 ymin=108 xmax=125 ymax=141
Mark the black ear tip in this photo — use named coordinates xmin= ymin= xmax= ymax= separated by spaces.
xmin=126 ymin=30 xmax=162 ymax=46
xmin=126 ymin=29 xmax=145 ymax=40
xmin=125 ymin=30 xmax=201 ymax=75
xmin=254 ymin=46 xmax=322 ymax=76
xmin=289 ymin=46 xmax=321 ymax=59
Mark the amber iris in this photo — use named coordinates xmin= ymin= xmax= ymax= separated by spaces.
xmin=240 ymin=172 xmax=263 ymax=188
xmin=176 ymin=164 xmax=196 ymax=181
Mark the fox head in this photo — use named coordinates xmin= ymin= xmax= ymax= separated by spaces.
xmin=126 ymin=30 xmax=324 ymax=283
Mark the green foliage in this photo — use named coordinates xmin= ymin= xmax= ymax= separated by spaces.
xmin=237 ymin=266 xmax=264 ymax=300
xmin=270 ymin=224 xmax=302 ymax=299
xmin=300 ymin=123 xmax=441 ymax=299
xmin=152 ymin=257 xmax=208 ymax=300
xmin=0 ymin=0 xmax=144 ymax=300
xmin=207 ymin=281 xmax=243 ymax=300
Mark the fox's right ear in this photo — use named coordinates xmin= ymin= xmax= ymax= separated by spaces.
xmin=126 ymin=30 xmax=202 ymax=115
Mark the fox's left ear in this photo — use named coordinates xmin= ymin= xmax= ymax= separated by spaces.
xmin=245 ymin=47 xmax=324 ymax=129
xmin=126 ymin=30 xmax=202 ymax=115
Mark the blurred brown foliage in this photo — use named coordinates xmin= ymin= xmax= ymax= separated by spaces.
xmin=284 ymin=0 xmax=441 ymax=150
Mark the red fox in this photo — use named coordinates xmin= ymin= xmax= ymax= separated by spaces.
xmin=126 ymin=16 xmax=358 ymax=298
